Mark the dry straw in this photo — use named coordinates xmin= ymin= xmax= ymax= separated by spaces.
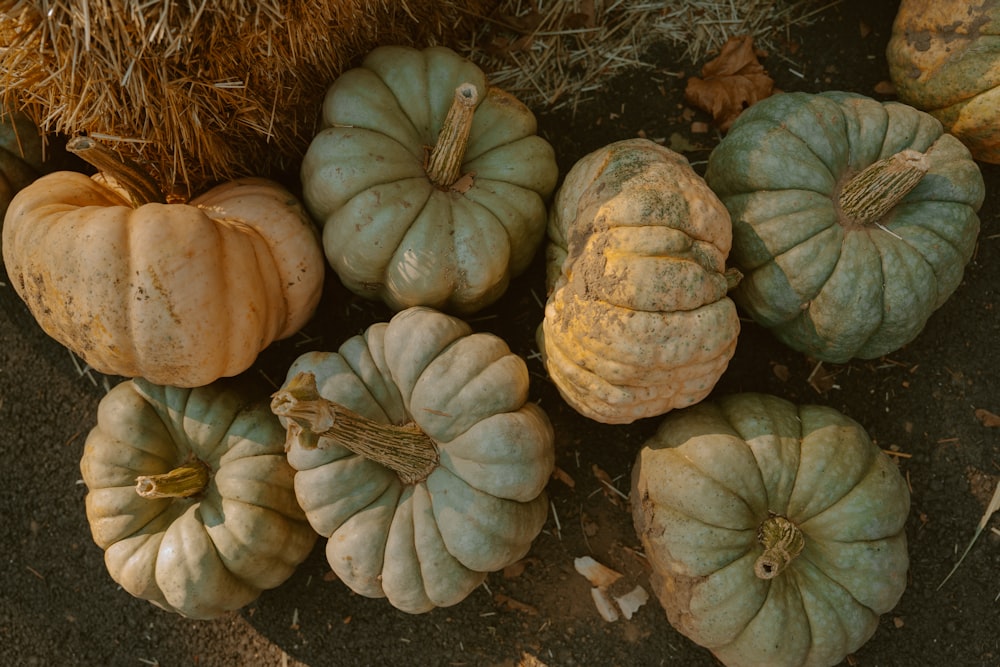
xmin=460 ymin=0 xmax=839 ymax=112
xmin=0 ymin=1 xmax=833 ymax=195
xmin=0 ymin=0 xmax=498 ymax=196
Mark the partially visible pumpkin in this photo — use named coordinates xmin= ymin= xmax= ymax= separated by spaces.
xmin=81 ymin=378 xmax=317 ymax=620
xmin=706 ymin=91 xmax=984 ymax=363
xmin=538 ymin=138 xmax=740 ymax=425
xmin=270 ymin=306 xmax=554 ymax=613
xmin=300 ymin=45 xmax=559 ymax=314
xmin=2 ymin=137 xmax=325 ymax=387
xmin=886 ymin=0 xmax=1000 ymax=164
xmin=632 ymin=393 xmax=910 ymax=667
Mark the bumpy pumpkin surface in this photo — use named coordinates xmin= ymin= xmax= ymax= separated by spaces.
xmin=270 ymin=306 xmax=554 ymax=613
xmin=886 ymin=0 xmax=1000 ymax=164
xmin=80 ymin=379 xmax=317 ymax=620
xmin=0 ymin=108 xmax=43 ymax=221
xmin=706 ymin=91 xmax=984 ymax=363
xmin=301 ymin=45 xmax=559 ymax=314
xmin=632 ymin=393 xmax=910 ymax=667
xmin=539 ymin=138 xmax=740 ymax=424
xmin=3 ymin=172 xmax=325 ymax=387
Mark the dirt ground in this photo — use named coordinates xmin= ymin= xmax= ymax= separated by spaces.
xmin=2 ymin=1 xmax=998 ymax=665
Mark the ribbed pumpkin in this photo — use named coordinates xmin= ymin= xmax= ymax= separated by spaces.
xmin=81 ymin=378 xmax=317 ymax=620
xmin=2 ymin=138 xmax=325 ymax=387
xmin=706 ymin=91 xmax=984 ymax=363
xmin=886 ymin=0 xmax=1000 ymax=164
xmin=632 ymin=392 xmax=910 ymax=667
xmin=300 ymin=45 xmax=559 ymax=314
xmin=270 ymin=306 xmax=554 ymax=613
xmin=538 ymin=138 xmax=740 ymax=424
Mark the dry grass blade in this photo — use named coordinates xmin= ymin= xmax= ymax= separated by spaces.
xmin=938 ymin=478 xmax=1000 ymax=589
xmin=460 ymin=0 xmax=838 ymax=111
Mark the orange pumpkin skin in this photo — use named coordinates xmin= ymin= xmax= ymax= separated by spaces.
xmin=886 ymin=0 xmax=1000 ymax=163
xmin=2 ymin=174 xmax=325 ymax=387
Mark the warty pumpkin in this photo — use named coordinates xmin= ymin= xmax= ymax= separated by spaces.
xmin=300 ymin=45 xmax=559 ymax=314
xmin=706 ymin=91 xmax=984 ymax=363
xmin=632 ymin=392 xmax=910 ymax=667
xmin=270 ymin=306 xmax=555 ymax=614
xmin=2 ymin=137 xmax=325 ymax=387
xmin=538 ymin=138 xmax=740 ymax=425
xmin=886 ymin=0 xmax=1000 ymax=164
xmin=80 ymin=378 xmax=317 ymax=620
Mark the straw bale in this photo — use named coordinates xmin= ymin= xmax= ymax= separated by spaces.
xmin=0 ymin=0 xmax=500 ymax=196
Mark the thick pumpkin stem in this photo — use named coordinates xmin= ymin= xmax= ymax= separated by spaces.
xmin=838 ymin=149 xmax=930 ymax=225
xmin=425 ymin=82 xmax=479 ymax=190
xmin=270 ymin=371 xmax=439 ymax=485
xmin=66 ymin=136 xmax=166 ymax=207
xmin=134 ymin=456 xmax=211 ymax=499
xmin=754 ymin=514 xmax=805 ymax=579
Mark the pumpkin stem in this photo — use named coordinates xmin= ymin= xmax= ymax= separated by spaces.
xmin=134 ymin=455 xmax=211 ymax=499
xmin=754 ymin=513 xmax=805 ymax=579
xmin=270 ymin=371 xmax=439 ymax=485
xmin=425 ymin=82 xmax=479 ymax=190
xmin=838 ymin=149 xmax=929 ymax=226
xmin=66 ymin=135 xmax=166 ymax=207
xmin=724 ymin=267 xmax=743 ymax=291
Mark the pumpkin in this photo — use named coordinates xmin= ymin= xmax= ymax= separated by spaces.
xmin=80 ymin=378 xmax=317 ymax=620
xmin=705 ymin=91 xmax=984 ymax=363
xmin=300 ymin=45 xmax=559 ymax=314
xmin=886 ymin=0 xmax=1000 ymax=164
xmin=538 ymin=138 xmax=740 ymax=425
xmin=2 ymin=137 xmax=325 ymax=387
xmin=631 ymin=392 xmax=910 ymax=667
xmin=269 ymin=306 xmax=554 ymax=614
xmin=0 ymin=107 xmax=44 ymax=221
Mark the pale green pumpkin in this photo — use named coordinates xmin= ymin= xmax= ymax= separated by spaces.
xmin=81 ymin=379 xmax=317 ymax=620
xmin=300 ymin=45 xmax=559 ymax=314
xmin=632 ymin=393 xmax=910 ymax=667
xmin=270 ymin=306 xmax=554 ymax=613
xmin=706 ymin=91 xmax=984 ymax=363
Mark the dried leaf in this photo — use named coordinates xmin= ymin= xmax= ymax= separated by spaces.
xmin=590 ymin=587 xmax=620 ymax=622
xmin=975 ymin=408 xmax=1000 ymax=427
xmin=684 ymin=35 xmax=775 ymax=131
xmin=494 ymin=592 xmax=539 ymax=615
xmin=613 ymin=585 xmax=650 ymax=620
xmin=551 ymin=465 xmax=576 ymax=488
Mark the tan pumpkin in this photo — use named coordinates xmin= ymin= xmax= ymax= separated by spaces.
xmin=886 ymin=0 xmax=1000 ymax=163
xmin=2 ymin=138 xmax=325 ymax=387
xmin=538 ymin=138 xmax=741 ymax=424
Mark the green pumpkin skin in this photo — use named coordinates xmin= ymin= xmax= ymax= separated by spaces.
xmin=80 ymin=379 xmax=317 ymax=620
xmin=706 ymin=91 xmax=984 ymax=363
xmin=276 ymin=307 xmax=555 ymax=613
xmin=632 ymin=393 xmax=910 ymax=667
xmin=301 ymin=45 xmax=559 ymax=315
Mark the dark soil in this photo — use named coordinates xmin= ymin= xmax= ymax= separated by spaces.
xmin=3 ymin=1 xmax=998 ymax=666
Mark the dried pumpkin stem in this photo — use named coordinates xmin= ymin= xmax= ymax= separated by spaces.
xmin=134 ymin=456 xmax=211 ymax=499
xmin=754 ymin=514 xmax=805 ymax=579
xmin=838 ymin=149 xmax=930 ymax=225
xmin=270 ymin=371 xmax=439 ymax=485
xmin=66 ymin=135 xmax=165 ymax=207
xmin=425 ymin=82 xmax=479 ymax=189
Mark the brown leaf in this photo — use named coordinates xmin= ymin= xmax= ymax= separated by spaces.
xmin=551 ymin=465 xmax=576 ymax=488
xmin=975 ymin=408 xmax=1000 ymax=427
xmin=450 ymin=171 xmax=476 ymax=193
xmin=494 ymin=592 xmax=539 ymax=615
xmin=684 ymin=35 xmax=775 ymax=131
